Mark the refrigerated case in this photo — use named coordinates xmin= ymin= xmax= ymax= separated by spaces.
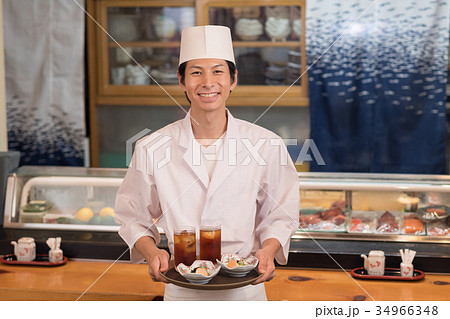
xmin=1 ymin=167 xmax=449 ymax=270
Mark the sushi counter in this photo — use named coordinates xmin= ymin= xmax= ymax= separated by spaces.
xmin=0 ymin=167 xmax=449 ymax=300
xmin=0 ymin=260 xmax=449 ymax=301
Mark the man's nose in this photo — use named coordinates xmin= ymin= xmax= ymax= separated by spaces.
xmin=201 ymin=73 xmax=214 ymax=87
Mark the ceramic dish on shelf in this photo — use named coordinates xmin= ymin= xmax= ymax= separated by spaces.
xmin=176 ymin=260 xmax=220 ymax=284
xmin=216 ymin=254 xmax=259 ymax=277
xmin=265 ymin=17 xmax=291 ymax=42
xmin=153 ymin=16 xmax=176 ymax=41
xmin=235 ymin=18 xmax=263 ymax=41
xmin=293 ymin=19 xmax=302 ymax=38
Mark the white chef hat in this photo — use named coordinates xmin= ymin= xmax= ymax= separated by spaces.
xmin=179 ymin=25 xmax=235 ymax=66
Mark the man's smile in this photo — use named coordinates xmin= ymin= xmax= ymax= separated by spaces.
xmin=199 ymin=93 xmax=219 ymax=98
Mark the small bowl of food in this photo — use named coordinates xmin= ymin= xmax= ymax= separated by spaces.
xmin=217 ymin=254 xmax=259 ymax=277
xmin=176 ymin=260 xmax=221 ymax=284
xmin=417 ymin=205 xmax=450 ymax=221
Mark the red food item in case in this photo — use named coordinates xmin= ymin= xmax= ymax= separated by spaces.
xmin=426 ymin=208 xmax=446 ymax=216
xmin=377 ymin=211 xmax=399 ymax=233
xmin=350 ymin=218 xmax=363 ymax=232
xmin=331 ymin=214 xmax=346 ymax=226
xmin=321 ymin=208 xmax=342 ymax=220
xmin=404 ymin=218 xmax=424 ymax=234
xmin=331 ymin=200 xmax=345 ymax=210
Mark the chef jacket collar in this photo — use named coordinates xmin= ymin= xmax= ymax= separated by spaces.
xmin=179 ymin=108 xmax=243 ymax=154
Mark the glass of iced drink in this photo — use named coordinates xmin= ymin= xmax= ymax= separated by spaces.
xmin=200 ymin=223 xmax=221 ymax=263
xmin=173 ymin=226 xmax=196 ymax=266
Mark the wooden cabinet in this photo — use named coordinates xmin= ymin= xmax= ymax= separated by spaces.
xmin=87 ymin=0 xmax=307 ymax=166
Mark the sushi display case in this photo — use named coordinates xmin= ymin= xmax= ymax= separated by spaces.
xmin=295 ymin=172 xmax=450 ymax=240
xmin=2 ymin=166 xmax=126 ymax=231
xmin=291 ymin=172 xmax=450 ymax=272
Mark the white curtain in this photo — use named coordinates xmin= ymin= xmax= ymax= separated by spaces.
xmin=3 ymin=0 xmax=85 ymax=165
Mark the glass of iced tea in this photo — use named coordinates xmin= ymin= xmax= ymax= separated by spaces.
xmin=200 ymin=223 xmax=221 ymax=263
xmin=173 ymin=226 xmax=196 ymax=266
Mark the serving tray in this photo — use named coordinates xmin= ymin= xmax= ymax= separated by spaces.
xmin=0 ymin=254 xmax=67 ymax=267
xmin=161 ymin=268 xmax=261 ymax=290
xmin=351 ymin=267 xmax=425 ymax=281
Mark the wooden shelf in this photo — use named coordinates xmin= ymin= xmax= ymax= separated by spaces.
xmin=108 ymin=41 xmax=301 ymax=49
xmin=108 ymin=41 xmax=181 ymax=48
xmin=87 ymin=0 xmax=308 ymax=166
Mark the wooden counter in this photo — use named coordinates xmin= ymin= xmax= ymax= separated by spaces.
xmin=0 ymin=260 xmax=448 ymax=301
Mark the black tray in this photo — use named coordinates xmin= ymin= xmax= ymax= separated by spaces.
xmin=351 ymin=267 xmax=425 ymax=281
xmin=0 ymin=254 xmax=67 ymax=267
xmin=161 ymin=268 xmax=261 ymax=290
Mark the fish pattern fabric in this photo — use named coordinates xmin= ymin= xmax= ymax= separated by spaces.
xmin=306 ymin=0 xmax=449 ymax=173
xmin=4 ymin=0 xmax=85 ymax=166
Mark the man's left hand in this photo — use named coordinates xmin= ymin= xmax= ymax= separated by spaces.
xmin=253 ymin=238 xmax=280 ymax=284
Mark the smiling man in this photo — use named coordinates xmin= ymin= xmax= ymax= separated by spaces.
xmin=115 ymin=25 xmax=300 ymax=301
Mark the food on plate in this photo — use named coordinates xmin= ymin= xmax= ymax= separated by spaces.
xmin=417 ymin=205 xmax=449 ymax=220
xmin=227 ymin=259 xmax=238 ymax=268
xmin=193 ymin=267 xmax=209 ymax=276
xmin=99 ymin=207 xmax=115 ymax=217
xmin=22 ymin=200 xmax=51 ymax=212
xmin=226 ymin=258 xmax=246 ymax=268
xmin=376 ymin=211 xmax=399 ymax=233
xmin=427 ymin=219 xmax=450 ymax=236
xmin=349 ymin=217 xmax=372 ymax=232
xmin=75 ymin=207 xmax=94 ymax=222
xmin=217 ymin=254 xmax=259 ymax=277
xmin=403 ymin=214 xmax=425 ymax=234
xmin=348 ymin=212 xmax=376 ymax=233
xmin=299 ymin=206 xmax=347 ymax=231
xmin=176 ymin=260 xmax=221 ymax=284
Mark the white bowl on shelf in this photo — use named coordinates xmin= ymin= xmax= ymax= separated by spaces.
xmin=235 ymin=18 xmax=263 ymax=41
xmin=265 ymin=17 xmax=291 ymax=42
xmin=154 ymin=16 xmax=176 ymax=41
xmin=293 ymin=19 xmax=302 ymax=39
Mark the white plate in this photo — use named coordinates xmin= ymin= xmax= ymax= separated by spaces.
xmin=176 ymin=260 xmax=221 ymax=284
xmin=217 ymin=254 xmax=259 ymax=277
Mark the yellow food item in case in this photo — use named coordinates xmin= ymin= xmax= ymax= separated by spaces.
xmin=75 ymin=207 xmax=94 ymax=222
xmin=99 ymin=207 xmax=115 ymax=217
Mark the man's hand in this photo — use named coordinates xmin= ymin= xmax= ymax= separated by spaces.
xmin=147 ymin=248 xmax=170 ymax=282
xmin=135 ymin=236 xmax=170 ymax=283
xmin=253 ymin=238 xmax=280 ymax=284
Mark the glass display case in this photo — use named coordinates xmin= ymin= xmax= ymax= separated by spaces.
xmin=3 ymin=166 xmax=126 ymax=232
xmin=296 ymin=172 xmax=450 ymax=243
xmin=2 ymin=167 xmax=449 ymax=268
xmin=4 ymin=167 xmax=450 ymax=244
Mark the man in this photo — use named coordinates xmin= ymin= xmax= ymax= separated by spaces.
xmin=115 ymin=25 xmax=299 ymax=300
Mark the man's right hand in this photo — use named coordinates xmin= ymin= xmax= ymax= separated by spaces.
xmin=147 ymin=248 xmax=170 ymax=282
xmin=135 ymin=236 xmax=170 ymax=283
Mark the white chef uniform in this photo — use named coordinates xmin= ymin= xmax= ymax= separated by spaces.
xmin=115 ymin=109 xmax=300 ymax=300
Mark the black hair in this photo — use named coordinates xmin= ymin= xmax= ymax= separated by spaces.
xmin=177 ymin=60 xmax=236 ymax=85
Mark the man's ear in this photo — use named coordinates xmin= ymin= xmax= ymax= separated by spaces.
xmin=177 ymin=71 xmax=185 ymax=90
xmin=230 ymin=69 xmax=238 ymax=90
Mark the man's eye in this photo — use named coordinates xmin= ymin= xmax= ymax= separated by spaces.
xmin=191 ymin=71 xmax=201 ymax=75
xmin=214 ymin=70 xmax=224 ymax=74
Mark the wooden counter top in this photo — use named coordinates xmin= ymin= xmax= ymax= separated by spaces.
xmin=0 ymin=260 xmax=448 ymax=301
